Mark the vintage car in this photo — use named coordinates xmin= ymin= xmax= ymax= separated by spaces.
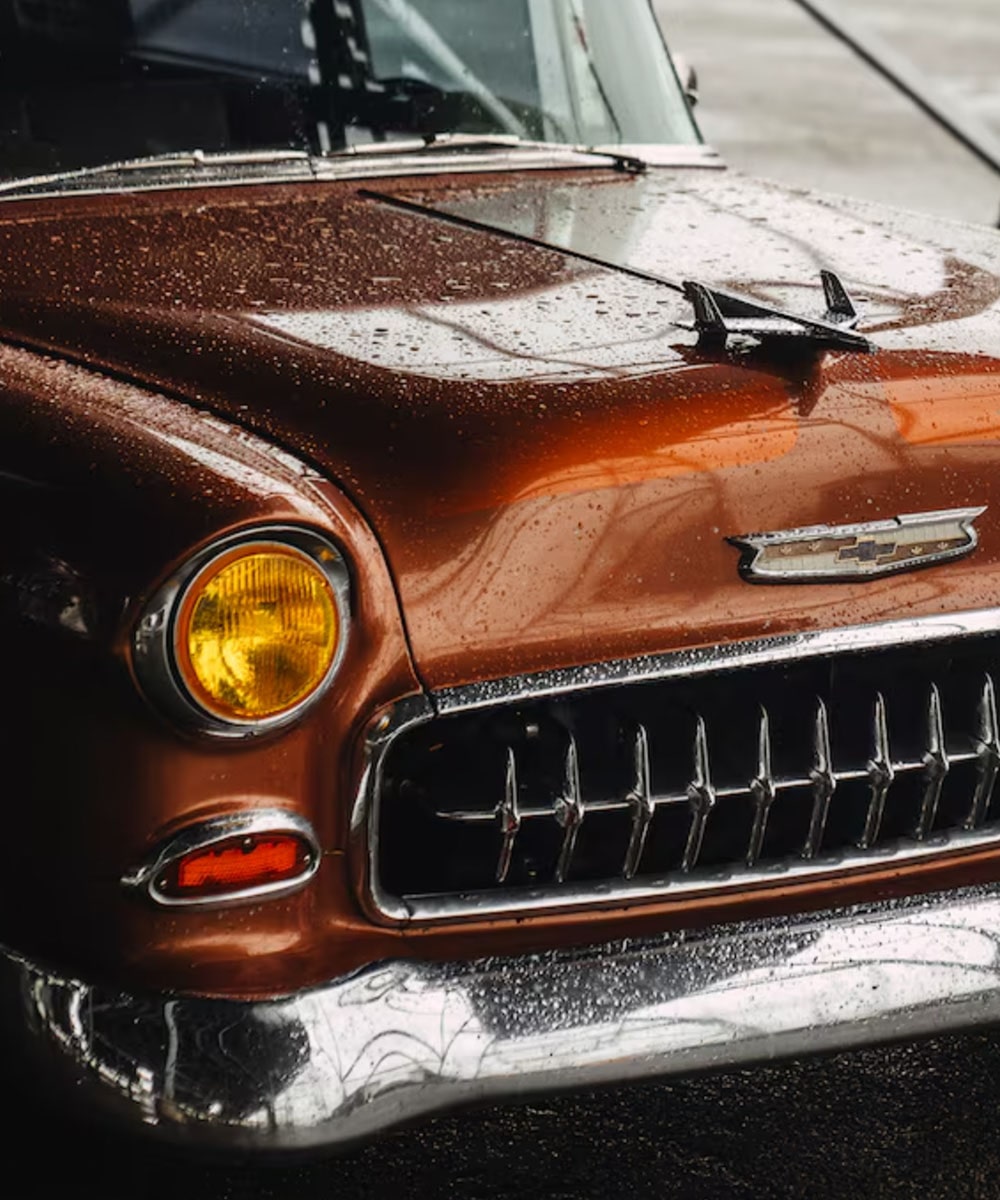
xmin=4 ymin=0 xmax=1000 ymax=1156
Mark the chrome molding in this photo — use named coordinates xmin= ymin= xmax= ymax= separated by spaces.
xmin=436 ymin=606 xmax=1000 ymax=715
xmin=121 ymin=809 xmax=321 ymax=909
xmin=132 ymin=525 xmax=351 ymax=740
xmin=0 ymin=144 xmax=723 ymax=203
xmin=10 ymin=884 xmax=1000 ymax=1152
xmin=360 ymin=606 xmax=1000 ymax=924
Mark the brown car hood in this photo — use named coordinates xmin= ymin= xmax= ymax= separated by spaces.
xmin=2 ymin=167 xmax=1000 ymax=689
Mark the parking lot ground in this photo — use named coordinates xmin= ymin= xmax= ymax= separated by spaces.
xmin=11 ymin=1027 xmax=1000 ymax=1199
xmin=657 ymin=0 xmax=1000 ymax=225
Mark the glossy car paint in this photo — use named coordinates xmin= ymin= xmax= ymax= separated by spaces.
xmin=2 ymin=165 xmax=1000 ymax=995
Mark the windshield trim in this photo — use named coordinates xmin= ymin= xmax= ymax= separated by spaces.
xmin=0 ymin=143 xmax=723 ymax=204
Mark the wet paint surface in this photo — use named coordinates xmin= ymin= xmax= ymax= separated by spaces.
xmin=2 ymin=166 xmax=1000 ymax=992
xmin=0 ymin=170 xmax=999 ymax=688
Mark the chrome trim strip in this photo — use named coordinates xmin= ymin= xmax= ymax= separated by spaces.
xmin=361 ymin=606 xmax=1000 ymax=925
xmin=11 ymin=884 xmax=1000 ymax=1152
xmin=122 ymin=809 xmax=321 ymax=909
xmin=132 ymin=525 xmax=351 ymax=740
xmin=0 ymin=144 xmax=724 ymax=203
xmin=397 ymin=827 xmax=1000 ymax=922
xmin=434 ymin=606 xmax=1000 ymax=715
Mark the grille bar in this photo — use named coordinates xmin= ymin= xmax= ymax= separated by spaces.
xmin=917 ymin=684 xmax=948 ymax=840
xmin=434 ymin=690 xmax=980 ymax=842
xmin=804 ymin=699 xmax=835 ymax=859
xmin=495 ymin=748 xmax=520 ymax=884
xmin=971 ymin=675 xmax=1000 ymax=828
xmin=861 ymin=693 xmax=893 ymax=849
xmin=683 ymin=717 xmax=716 ymax=872
xmin=623 ymin=725 xmax=654 ymax=879
xmin=554 ymin=737 xmax=583 ymax=883
xmin=747 ymin=708 xmax=775 ymax=867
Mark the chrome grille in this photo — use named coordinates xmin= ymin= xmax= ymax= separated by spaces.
xmin=371 ymin=619 xmax=1000 ymax=921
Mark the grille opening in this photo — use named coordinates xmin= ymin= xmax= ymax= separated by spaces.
xmin=375 ymin=633 xmax=1000 ymax=912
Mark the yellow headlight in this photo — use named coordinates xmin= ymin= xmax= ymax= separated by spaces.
xmin=174 ymin=543 xmax=340 ymax=722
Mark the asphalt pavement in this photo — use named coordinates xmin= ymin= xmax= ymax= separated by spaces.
xmin=658 ymin=0 xmax=1000 ymax=224
xmin=11 ymin=3 xmax=1000 ymax=1197
xmin=13 ymin=1028 xmax=1000 ymax=1198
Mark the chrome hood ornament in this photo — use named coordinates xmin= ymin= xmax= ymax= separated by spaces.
xmin=729 ymin=507 xmax=986 ymax=583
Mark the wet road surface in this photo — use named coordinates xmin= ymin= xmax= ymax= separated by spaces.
xmin=14 ymin=1027 xmax=1000 ymax=1198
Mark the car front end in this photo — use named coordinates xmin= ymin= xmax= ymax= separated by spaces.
xmin=4 ymin=0 xmax=1000 ymax=1154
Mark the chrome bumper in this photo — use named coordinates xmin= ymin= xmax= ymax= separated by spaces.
xmin=8 ymin=885 xmax=1000 ymax=1153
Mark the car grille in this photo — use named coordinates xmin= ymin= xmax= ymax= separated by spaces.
xmin=372 ymin=621 xmax=1000 ymax=920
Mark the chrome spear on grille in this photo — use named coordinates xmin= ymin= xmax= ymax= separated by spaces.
xmin=916 ymin=684 xmax=949 ymax=840
xmin=683 ymin=717 xmax=716 ymax=872
xmin=495 ymin=747 xmax=521 ymax=884
xmin=623 ymin=724 xmax=654 ymax=880
xmin=861 ymin=693 xmax=894 ymax=849
xmin=803 ymin=698 xmax=835 ymax=859
xmin=969 ymin=674 xmax=1000 ymax=829
xmin=554 ymin=735 xmax=584 ymax=883
xmin=747 ymin=707 xmax=776 ymax=867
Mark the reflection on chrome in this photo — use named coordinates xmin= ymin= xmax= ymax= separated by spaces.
xmin=11 ymin=885 xmax=1000 ymax=1151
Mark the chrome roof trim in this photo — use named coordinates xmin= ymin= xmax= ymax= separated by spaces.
xmin=359 ymin=606 xmax=1000 ymax=925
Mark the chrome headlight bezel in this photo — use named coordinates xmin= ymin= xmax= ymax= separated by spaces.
xmin=132 ymin=525 xmax=351 ymax=739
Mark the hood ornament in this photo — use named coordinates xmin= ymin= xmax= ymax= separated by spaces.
xmin=730 ymin=508 xmax=986 ymax=583
xmin=683 ymin=270 xmax=872 ymax=353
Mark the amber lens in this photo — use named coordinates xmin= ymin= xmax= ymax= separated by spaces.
xmin=176 ymin=545 xmax=339 ymax=721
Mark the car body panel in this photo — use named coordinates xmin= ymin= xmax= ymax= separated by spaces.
xmin=2 ymin=165 xmax=1000 ymax=998
xmin=0 ymin=170 xmax=999 ymax=696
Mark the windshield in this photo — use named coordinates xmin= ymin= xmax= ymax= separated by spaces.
xmin=0 ymin=0 xmax=698 ymax=180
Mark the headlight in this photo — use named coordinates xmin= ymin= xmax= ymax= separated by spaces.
xmin=133 ymin=528 xmax=350 ymax=737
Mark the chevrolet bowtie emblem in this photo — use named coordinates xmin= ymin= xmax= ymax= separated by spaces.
xmin=729 ymin=507 xmax=986 ymax=583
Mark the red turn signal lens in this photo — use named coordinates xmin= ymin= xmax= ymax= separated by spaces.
xmin=158 ymin=833 xmax=314 ymax=900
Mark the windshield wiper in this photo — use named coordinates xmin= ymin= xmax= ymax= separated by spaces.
xmin=0 ymin=149 xmax=313 ymax=198
xmin=0 ymin=136 xmax=647 ymax=199
xmin=324 ymin=132 xmax=647 ymax=174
